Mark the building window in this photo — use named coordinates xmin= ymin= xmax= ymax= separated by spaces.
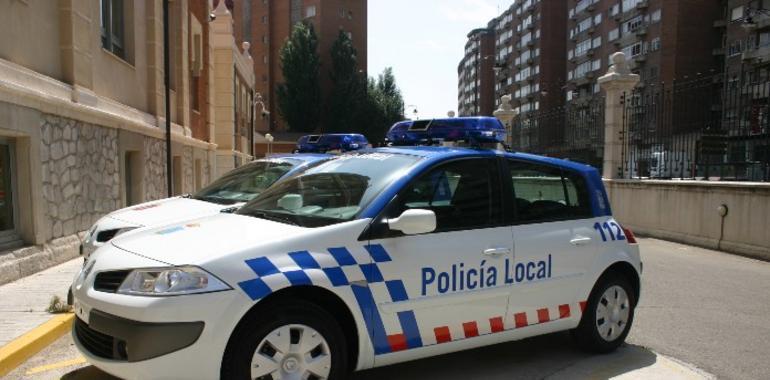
xmin=651 ymin=37 xmax=661 ymax=51
xmin=101 ymin=0 xmax=125 ymax=58
xmin=651 ymin=9 xmax=661 ymax=23
xmin=609 ymin=28 xmax=620 ymax=41
xmin=731 ymin=6 xmax=744 ymax=22
xmin=262 ymin=15 xmax=268 ymax=24
xmin=306 ymin=5 xmax=316 ymax=18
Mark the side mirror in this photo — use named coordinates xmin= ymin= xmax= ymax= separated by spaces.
xmin=387 ymin=209 xmax=436 ymax=235
xmin=277 ymin=194 xmax=302 ymax=211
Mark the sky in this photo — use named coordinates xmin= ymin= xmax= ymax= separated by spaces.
xmin=367 ymin=0 xmax=506 ymax=119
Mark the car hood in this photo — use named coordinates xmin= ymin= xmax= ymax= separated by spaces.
xmin=105 ymin=197 xmax=237 ymax=228
xmin=110 ymin=213 xmax=307 ymax=265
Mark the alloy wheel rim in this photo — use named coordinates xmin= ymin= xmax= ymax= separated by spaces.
xmin=251 ymin=324 xmax=332 ymax=380
xmin=595 ymin=285 xmax=630 ymax=342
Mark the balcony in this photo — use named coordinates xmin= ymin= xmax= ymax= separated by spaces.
xmin=526 ymin=57 xmax=535 ymax=65
xmin=613 ymin=12 xmax=623 ymax=22
xmin=636 ymin=0 xmax=648 ymax=10
xmin=634 ymin=54 xmax=647 ymax=64
xmin=712 ymin=47 xmax=725 ymax=56
xmin=635 ymin=26 xmax=648 ymax=36
xmin=713 ymin=19 xmax=726 ymax=28
xmin=526 ymin=40 xmax=535 ymax=47
xmin=742 ymin=44 xmax=770 ymax=62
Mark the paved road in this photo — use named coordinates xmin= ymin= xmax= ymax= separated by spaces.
xmin=7 ymin=238 xmax=770 ymax=379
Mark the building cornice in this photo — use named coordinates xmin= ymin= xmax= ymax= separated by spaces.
xmin=0 ymin=58 xmax=216 ymax=151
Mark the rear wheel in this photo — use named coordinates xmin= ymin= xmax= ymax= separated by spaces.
xmin=572 ymin=274 xmax=635 ymax=353
xmin=222 ymin=300 xmax=349 ymax=380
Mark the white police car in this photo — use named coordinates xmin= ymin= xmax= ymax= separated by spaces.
xmin=71 ymin=118 xmax=640 ymax=380
xmin=79 ymin=154 xmax=331 ymax=259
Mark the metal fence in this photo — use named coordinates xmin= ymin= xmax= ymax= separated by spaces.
xmin=621 ymin=73 xmax=770 ymax=181
xmin=510 ymin=96 xmax=605 ymax=169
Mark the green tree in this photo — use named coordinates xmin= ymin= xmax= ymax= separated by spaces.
xmin=375 ymin=67 xmax=405 ymax=132
xmin=326 ymin=31 xmax=366 ymax=133
xmin=277 ymin=22 xmax=321 ymax=132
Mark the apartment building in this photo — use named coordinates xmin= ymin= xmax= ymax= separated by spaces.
xmin=458 ymin=28 xmax=496 ymax=116
xmin=235 ymin=0 xmax=367 ymax=141
xmin=0 ymin=0 xmax=252 ymax=280
xmin=565 ymin=0 xmax=721 ymax=104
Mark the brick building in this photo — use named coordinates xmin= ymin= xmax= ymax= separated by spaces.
xmin=565 ymin=0 xmax=722 ymax=105
xmin=490 ymin=0 xmax=568 ymax=149
xmin=458 ymin=28 xmax=496 ymax=116
xmin=231 ymin=0 xmax=367 ymax=143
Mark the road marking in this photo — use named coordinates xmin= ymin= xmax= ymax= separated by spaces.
xmin=25 ymin=356 xmax=86 ymax=375
xmin=0 ymin=313 xmax=74 ymax=377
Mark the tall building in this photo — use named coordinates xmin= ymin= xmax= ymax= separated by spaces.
xmin=565 ymin=0 xmax=722 ymax=105
xmin=233 ymin=0 xmax=367 ymax=147
xmin=491 ymin=0 xmax=568 ymax=149
xmin=722 ymin=0 xmax=770 ymax=81
xmin=458 ymin=28 xmax=496 ymax=116
xmin=0 ymin=0 xmax=252 ymax=280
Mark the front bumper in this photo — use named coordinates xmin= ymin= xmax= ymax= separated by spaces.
xmin=74 ymin=310 xmax=203 ymax=362
xmin=71 ymin=247 xmax=253 ymax=380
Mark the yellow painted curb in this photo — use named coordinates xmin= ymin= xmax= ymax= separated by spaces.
xmin=0 ymin=313 xmax=74 ymax=377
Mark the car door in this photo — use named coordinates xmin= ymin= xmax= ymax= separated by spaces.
xmin=365 ymin=158 xmax=513 ymax=357
xmin=505 ymin=160 xmax=597 ymax=326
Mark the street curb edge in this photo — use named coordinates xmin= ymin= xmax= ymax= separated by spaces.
xmin=0 ymin=313 xmax=74 ymax=377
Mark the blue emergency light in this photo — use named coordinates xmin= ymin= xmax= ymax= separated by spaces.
xmin=384 ymin=117 xmax=507 ymax=147
xmin=295 ymin=133 xmax=369 ymax=153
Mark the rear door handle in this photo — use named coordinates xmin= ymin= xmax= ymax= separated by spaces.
xmin=483 ymin=248 xmax=511 ymax=257
xmin=570 ymin=236 xmax=593 ymax=246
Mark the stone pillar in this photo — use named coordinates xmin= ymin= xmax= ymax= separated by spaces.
xmin=598 ymin=52 xmax=639 ymax=179
xmin=493 ymin=95 xmax=517 ymax=147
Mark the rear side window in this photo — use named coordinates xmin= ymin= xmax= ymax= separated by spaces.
xmin=508 ymin=160 xmax=592 ymax=223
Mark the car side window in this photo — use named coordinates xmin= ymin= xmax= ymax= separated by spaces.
xmin=398 ymin=159 xmax=502 ymax=232
xmin=508 ymin=160 xmax=592 ymax=223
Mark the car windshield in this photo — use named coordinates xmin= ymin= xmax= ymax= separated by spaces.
xmin=193 ymin=159 xmax=301 ymax=205
xmin=238 ymin=152 xmax=423 ymax=227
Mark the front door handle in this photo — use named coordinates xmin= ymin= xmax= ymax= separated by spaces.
xmin=570 ymin=236 xmax=593 ymax=246
xmin=483 ymin=248 xmax=511 ymax=257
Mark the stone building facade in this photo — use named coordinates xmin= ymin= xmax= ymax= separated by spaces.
xmin=0 ymin=0 xmax=249 ymax=284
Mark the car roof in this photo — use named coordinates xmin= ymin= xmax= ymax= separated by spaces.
xmin=369 ymin=146 xmax=597 ymax=174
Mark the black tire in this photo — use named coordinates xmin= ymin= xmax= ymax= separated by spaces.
xmin=571 ymin=273 xmax=636 ymax=353
xmin=221 ymin=299 xmax=350 ymax=380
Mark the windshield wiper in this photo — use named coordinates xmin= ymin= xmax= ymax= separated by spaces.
xmin=246 ymin=210 xmax=299 ymax=226
xmin=194 ymin=195 xmax=239 ymax=206
xmin=220 ymin=206 xmax=240 ymax=214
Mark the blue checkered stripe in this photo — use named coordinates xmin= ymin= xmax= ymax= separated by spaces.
xmin=238 ymin=244 xmax=423 ymax=355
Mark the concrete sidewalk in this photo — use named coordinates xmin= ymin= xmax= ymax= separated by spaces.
xmin=0 ymin=258 xmax=81 ymax=346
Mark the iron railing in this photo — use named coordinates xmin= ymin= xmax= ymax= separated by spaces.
xmin=620 ymin=73 xmax=770 ymax=181
xmin=511 ymin=96 xmax=605 ymax=169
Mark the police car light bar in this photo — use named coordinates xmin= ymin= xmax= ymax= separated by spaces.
xmin=385 ymin=117 xmax=508 ymax=148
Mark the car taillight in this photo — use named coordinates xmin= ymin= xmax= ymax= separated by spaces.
xmin=623 ymin=227 xmax=637 ymax=244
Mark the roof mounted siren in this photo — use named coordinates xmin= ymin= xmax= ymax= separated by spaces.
xmin=384 ymin=117 xmax=511 ymax=151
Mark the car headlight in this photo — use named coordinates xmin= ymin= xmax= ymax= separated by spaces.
xmin=117 ymin=266 xmax=231 ymax=296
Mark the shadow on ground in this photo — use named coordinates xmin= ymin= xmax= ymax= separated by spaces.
xmin=32 ymin=332 xmax=658 ymax=380
xmin=353 ymin=332 xmax=658 ymax=379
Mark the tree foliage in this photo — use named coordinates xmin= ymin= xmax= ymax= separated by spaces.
xmin=325 ymin=31 xmax=366 ymax=134
xmin=276 ymin=22 xmax=321 ymax=132
xmin=279 ymin=27 xmax=405 ymax=144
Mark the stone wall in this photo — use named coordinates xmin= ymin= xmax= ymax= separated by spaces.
xmin=40 ymin=115 xmax=120 ymax=240
xmin=605 ymin=179 xmax=770 ymax=261
xmin=143 ymin=137 xmax=167 ymax=201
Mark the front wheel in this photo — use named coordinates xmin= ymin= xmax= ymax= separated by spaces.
xmin=572 ymin=274 xmax=636 ymax=353
xmin=221 ymin=300 xmax=349 ymax=380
